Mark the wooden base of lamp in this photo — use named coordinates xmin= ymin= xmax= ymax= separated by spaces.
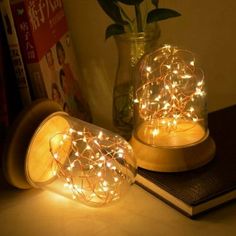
xmin=2 ymin=99 xmax=63 ymax=189
xmin=130 ymin=133 xmax=216 ymax=172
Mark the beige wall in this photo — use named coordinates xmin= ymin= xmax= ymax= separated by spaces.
xmin=63 ymin=0 xmax=236 ymax=130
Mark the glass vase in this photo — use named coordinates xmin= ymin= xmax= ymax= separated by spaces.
xmin=113 ymin=25 xmax=160 ymax=140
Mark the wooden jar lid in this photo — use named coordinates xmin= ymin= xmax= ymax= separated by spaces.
xmin=2 ymin=99 xmax=62 ymax=189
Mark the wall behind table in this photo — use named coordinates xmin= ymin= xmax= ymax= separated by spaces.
xmin=63 ymin=0 xmax=236 ymax=130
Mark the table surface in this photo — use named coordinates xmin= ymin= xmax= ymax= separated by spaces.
xmin=1 ymin=106 xmax=236 ymax=235
xmin=0 ymin=178 xmax=236 ymax=236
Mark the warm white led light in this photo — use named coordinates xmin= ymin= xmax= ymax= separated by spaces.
xmin=133 ymin=45 xmax=208 ymax=147
xmin=48 ymin=119 xmax=136 ymax=207
xmin=128 ymin=46 xmax=215 ymax=172
xmin=24 ymin=112 xmax=136 ymax=207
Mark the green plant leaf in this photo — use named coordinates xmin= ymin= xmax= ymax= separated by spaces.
xmin=151 ymin=0 xmax=158 ymax=8
xmin=147 ymin=8 xmax=181 ymax=23
xmin=118 ymin=0 xmax=144 ymax=5
xmin=105 ymin=24 xmax=125 ymax=39
xmin=97 ymin=0 xmax=126 ymax=24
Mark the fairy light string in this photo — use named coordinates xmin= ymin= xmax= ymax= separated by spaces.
xmin=49 ymin=127 xmax=135 ymax=206
xmin=134 ymin=45 xmax=206 ymax=133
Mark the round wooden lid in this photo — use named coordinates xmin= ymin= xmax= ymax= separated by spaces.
xmin=2 ymin=99 xmax=62 ymax=189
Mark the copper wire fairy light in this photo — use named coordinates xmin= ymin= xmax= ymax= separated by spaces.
xmin=134 ymin=45 xmax=206 ymax=136
xmin=130 ymin=45 xmax=215 ymax=171
xmin=49 ymin=127 xmax=135 ymax=206
xmin=3 ymin=100 xmax=136 ymax=206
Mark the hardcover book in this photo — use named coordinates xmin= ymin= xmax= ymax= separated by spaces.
xmin=10 ymin=0 xmax=91 ymax=121
xmin=0 ymin=23 xmax=9 ymax=156
xmin=0 ymin=10 xmax=22 ymax=156
xmin=0 ymin=0 xmax=31 ymax=107
xmin=135 ymin=105 xmax=236 ymax=218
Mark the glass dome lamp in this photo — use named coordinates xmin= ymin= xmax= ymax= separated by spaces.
xmin=130 ymin=45 xmax=215 ymax=172
xmin=3 ymin=99 xmax=137 ymax=207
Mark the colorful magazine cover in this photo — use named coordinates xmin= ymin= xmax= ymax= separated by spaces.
xmin=11 ymin=0 xmax=91 ymax=121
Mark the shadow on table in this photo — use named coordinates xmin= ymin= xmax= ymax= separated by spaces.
xmin=0 ymin=158 xmax=42 ymax=211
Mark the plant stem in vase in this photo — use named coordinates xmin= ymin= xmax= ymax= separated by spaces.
xmin=113 ymin=26 xmax=160 ymax=139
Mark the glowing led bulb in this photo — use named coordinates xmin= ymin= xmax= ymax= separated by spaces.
xmin=152 ymin=128 xmax=159 ymax=137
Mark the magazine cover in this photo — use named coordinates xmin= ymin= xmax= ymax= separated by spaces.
xmin=11 ymin=0 xmax=91 ymax=121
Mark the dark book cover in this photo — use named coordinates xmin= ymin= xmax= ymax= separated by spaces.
xmin=0 ymin=9 xmax=22 ymax=187
xmin=0 ymin=9 xmax=22 ymax=142
xmin=136 ymin=105 xmax=236 ymax=217
xmin=0 ymin=0 xmax=32 ymax=107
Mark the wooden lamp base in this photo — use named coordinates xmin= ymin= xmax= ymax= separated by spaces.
xmin=130 ymin=133 xmax=216 ymax=172
xmin=2 ymin=99 xmax=63 ymax=189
